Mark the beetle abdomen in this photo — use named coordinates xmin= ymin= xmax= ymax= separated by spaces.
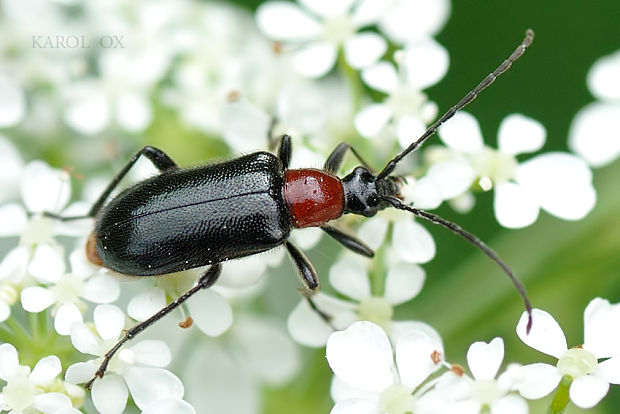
xmin=95 ymin=152 xmax=290 ymax=276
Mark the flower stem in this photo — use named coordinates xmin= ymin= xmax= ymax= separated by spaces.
xmin=5 ymin=316 xmax=33 ymax=346
xmin=547 ymin=375 xmax=573 ymax=414
xmin=337 ymin=48 xmax=364 ymax=113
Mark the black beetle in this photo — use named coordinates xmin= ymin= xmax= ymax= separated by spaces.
xmin=48 ymin=30 xmax=535 ymax=388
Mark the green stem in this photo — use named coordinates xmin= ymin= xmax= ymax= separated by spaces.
xmin=369 ymin=223 xmax=392 ymax=297
xmin=547 ymin=375 xmax=573 ymax=414
xmin=5 ymin=316 xmax=33 ymax=346
xmin=0 ymin=324 xmax=14 ymax=342
xmin=337 ymin=48 xmax=365 ymax=113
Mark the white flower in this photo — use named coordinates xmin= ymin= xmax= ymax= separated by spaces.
xmin=568 ymin=49 xmax=620 ymax=167
xmin=66 ymin=304 xmax=190 ymax=414
xmin=181 ymin=315 xmax=299 ymax=413
xmin=0 ymin=75 xmax=26 ymax=128
xmin=376 ymin=0 xmax=450 ymax=45
xmin=0 ymin=134 xmax=23 ymax=203
xmin=20 ymin=248 xmax=120 ymax=335
xmin=0 ymin=343 xmax=75 ymax=413
xmin=437 ymin=112 xmax=596 ymax=228
xmin=256 ymin=0 xmax=388 ymax=78
xmin=288 ymin=246 xmax=437 ymax=347
xmin=444 ymin=338 xmax=528 ymax=413
xmin=354 ymin=39 xmax=449 ymax=145
xmin=326 ymin=321 xmax=445 ymax=414
xmin=0 ymin=161 xmax=89 ymax=322
xmin=515 ymin=298 xmax=620 ymax=409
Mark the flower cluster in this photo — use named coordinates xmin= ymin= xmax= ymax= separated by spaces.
xmin=326 ymin=297 xmax=620 ymax=414
xmin=1 ymin=0 xmax=618 ymax=413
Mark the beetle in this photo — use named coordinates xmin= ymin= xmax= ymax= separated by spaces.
xmin=49 ymin=30 xmax=535 ymax=389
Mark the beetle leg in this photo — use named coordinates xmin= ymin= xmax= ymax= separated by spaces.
xmin=84 ymin=263 xmax=222 ymax=390
xmin=324 ymin=143 xmax=374 ymax=174
xmin=285 ymin=241 xmax=318 ymax=293
xmin=278 ymin=134 xmax=292 ymax=170
xmin=321 ymin=225 xmax=374 ymax=258
xmin=284 ymin=241 xmax=335 ymax=327
xmin=43 ymin=146 xmax=179 ymax=221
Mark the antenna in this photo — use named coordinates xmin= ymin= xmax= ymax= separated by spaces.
xmin=377 ymin=29 xmax=534 ymax=180
xmin=385 ymin=197 xmax=533 ymax=333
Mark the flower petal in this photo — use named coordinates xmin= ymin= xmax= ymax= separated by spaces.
xmin=569 ymin=374 xmax=609 ymax=409
xmin=357 ymin=217 xmax=389 ymax=251
xmin=598 ymin=356 xmax=620 ymax=384
xmin=396 ymin=330 xmax=444 ymax=389
xmin=384 ymin=262 xmax=425 ymax=305
xmin=28 ymin=244 xmax=66 ymax=283
xmin=344 ymin=32 xmax=386 ymax=69
xmin=516 ymin=309 xmax=567 ymax=358
xmin=354 ymin=103 xmax=391 ymax=137
xmin=299 ymin=0 xmax=355 ymax=18
xmin=402 ymin=38 xmax=449 ymax=89
xmin=493 ymin=182 xmax=540 ymax=229
xmin=293 ymin=42 xmax=338 ymax=78
xmin=116 ymin=92 xmax=152 ymax=133
xmin=391 ymin=219 xmax=435 ymax=264
xmin=94 ymin=304 xmax=125 ymax=342
xmin=130 ymin=340 xmax=171 ymax=367
xmin=497 ymin=114 xmax=546 ymax=156
xmin=329 ymin=256 xmax=370 ymax=300
xmin=256 ymin=2 xmax=322 ymax=41
xmin=92 ymin=374 xmax=128 ymax=414
xmin=30 ymin=355 xmax=62 ymax=385
xmin=0 ymin=246 xmax=29 ymax=284
xmin=583 ymin=297 xmax=620 ymax=358
xmin=587 ymin=49 xmax=620 ymax=101
xmin=0 ymin=343 xmax=20 ymax=380
xmin=31 ymin=392 xmax=72 ymax=413
xmin=351 ymin=0 xmax=389 ymax=27
xmin=491 ymin=394 xmax=528 ymax=414
xmin=141 ymin=397 xmax=196 ymax=414
xmin=21 ymin=286 xmax=55 ymax=312
xmin=186 ymin=289 xmax=233 ymax=336
xmin=361 ymin=62 xmax=399 ymax=93
xmin=513 ymin=363 xmax=561 ymax=399
xmin=0 ymin=301 xmax=9 ymax=322
xmin=438 ymin=111 xmax=484 ymax=153
xmin=0 ymin=76 xmax=24 ymax=127
xmin=517 ymin=152 xmax=596 ymax=221
xmin=331 ymin=398 xmax=381 ymax=414
xmin=0 ymin=202 xmax=27 ymax=236
xmin=65 ymin=362 xmax=98 ymax=384
xmin=467 ymin=337 xmax=504 ymax=380
xmin=70 ymin=322 xmax=101 ymax=356
xmin=127 ymin=287 xmax=167 ymax=322
xmin=287 ymin=294 xmax=356 ymax=347
xmin=82 ymin=273 xmax=120 ymax=304
xmin=231 ymin=316 xmax=300 ymax=384
xmin=396 ymin=115 xmax=426 ymax=149
xmin=326 ymin=321 xmax=395 ymax=393
xmin=568 ymin=102 xmax=620 ymax=167
xmin=424 ymin=159 xmax=475 ymax=200
xmin=54 ymin=304 xmax=83 ymax=335
xmin=378 ymin=0 xmax=450 ymax=43
xmin=123 ymin=366 xmax=184 ymax=410
xmin=221 ymin=99 xmax=271 ymax=153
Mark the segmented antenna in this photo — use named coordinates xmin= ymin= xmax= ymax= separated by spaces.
xmin=384 ymin=197 xmax=533 ymax=333
xmin=377 ymin=29 xmax=535 ymax=180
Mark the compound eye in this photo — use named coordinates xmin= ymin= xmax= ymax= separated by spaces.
xmin=366 ymin=194 xmax=379 ymax=207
